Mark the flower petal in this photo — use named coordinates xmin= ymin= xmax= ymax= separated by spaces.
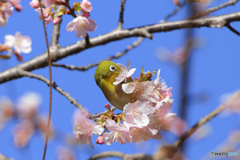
xmin=126 ymin=68 xmax=136 ymax=77
xmin=4 ymin=35 xmax=15 ymax=47
xmin=122 ymin=83 xmax=137 ymax=94
xmin=66 ymin=20 xmax=77 ymax=32
xmin=92 ymin=124 xmax=104 ymax=135
xmin=86 ymin=19 xmax=97 ymax=31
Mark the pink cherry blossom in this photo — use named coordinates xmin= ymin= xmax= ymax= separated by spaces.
xmin=103 ymin=119 xmax=130 ymax=145
xmin=83 ymin=12 xmax=90 ymax=18
xmin=0 ymin=97 xmax=15 ymax=130
xmin=13 ymin=120 xmax=35 ymax=148
xmin=113 ymin=60 xmax=136 ymax=85
xmin=4 ymin=32 xmax=32 ymax=54
xmin=122 ymin=81 xmax=159 ymax=102
xmin=8 ymin=0 xmax=22 ymax=11
xmin=123 ymin=101 xmax=156 ymax=127
xmin=56 ymin=146 xmax=76 ymax=160
xmin=81 ymin=0 xmax=92 ymax=12
xmin=159 ymin=113 xmax=177 ymax=131
xmin=66 ymin=16 xmax=97 ymax=38
xmin=0 ymin=2 xmax=13 ymax=28
xmin=29 ymin=0 xmax=39 ymax=8
xmin=35 ymin=8 xmax=53 ymax=26
xmin=17 ymin=92 xmax=41 ymax=119
xmin=96 ymin=135 xmax=104 ymax=145
xmin=170 ymin=117 xmax=187 ymax=136
xmin=53 ymin=16 xmax=60 ymax=25
xmin=73 ymin=111 xmax=104 ymax=148
xmin=43 ymin=0 xmax=54 ymax=8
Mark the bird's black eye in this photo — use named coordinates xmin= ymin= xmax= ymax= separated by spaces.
xmin=109 ymin=65 xmax=116 ymax=72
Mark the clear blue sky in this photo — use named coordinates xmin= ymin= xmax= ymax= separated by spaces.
xmin=0 ymin=0 xmax=240 ymax=159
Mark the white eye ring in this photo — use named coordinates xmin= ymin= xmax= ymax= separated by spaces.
xmin=109 ymin=65 xmax=117 ymax=72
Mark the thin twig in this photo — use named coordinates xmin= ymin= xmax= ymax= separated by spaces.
xmin=1 ymin=12 xmax=240 ymax=84
xmin=52 ymin=37 xmax=144 ymax=71
xmin=162 ymin=0 xmax=189 ymax=22
xmin=16 ymin=68 xmax=90 ymax=117
xmin=90 ymin=106 xmax=117 ymax=121
xmin=178 ymin=4 xmax=196 ymax=156
xmin=38 ymin=0 xmax=52 ymax=160
xmin=118 ymin=0 xmax=126 ymax=29
xmin=65 ymin=0 xmax=77 ymax=18
xmin=226 ymin=23 xmax=240 ymax=36
xmin=189 ymin=0 xmax=240 ymax=19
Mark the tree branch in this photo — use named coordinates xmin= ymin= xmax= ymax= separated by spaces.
xmin=52 ymin=37 xmax=144 ymax=71
xmin=226 ymin=23 xmax=240 ymax=36
xmin=0 ymin=154 xmax=11 ymax=160
xmin=15 ymin=68 xmax=90 ymax=117
xmin=162 ymin=0 xmax=189 ymax=22
xmin=118 ymin=0 xmax=126 ymax=29
xmin=1 ymin=12 xmax=240 ymax=84
xmin=88 ymin=151 xmax=154 ymax=160
xmin=50 ymin=17 xmax=62 ymax=46
xmin=189 ymin=0 xmax=240 ymax=19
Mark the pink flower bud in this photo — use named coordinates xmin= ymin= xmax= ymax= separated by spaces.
xmin=96 ymin=135 xmax=104 ymax=145
xmin=53 ymin=16 xmax=60 ymax=25
xmin=30 ymin=0 xmax=40 ymax=8
xmin=105 ymin=103 xmax=111 ymax=110
xmin=44 ymin=11 xmax=49 ymax=18
xmin=83 ymin=12 xmax=90 ymax=18
xmin=15 ymin=4 xmax=22 ymax=11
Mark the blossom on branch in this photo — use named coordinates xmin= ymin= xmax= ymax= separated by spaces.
xmin=0 ymin=2 xmax=13 ymax=28
xmin=74 ymin=61 xmax=175 ymax=146
xmin=103 ymin=119 xmax=131 ymax=145
xmin=73 ymin=110 xmax=104 ymax=148
xmin=66 ymin=16 xmax=96 ymax=38
xmin=81 ymin=0 xmax=92 ymax=12
xmin=113 ymin=60 xmax=136 ymax=85
xmin=4 ymin=32 xmax=32 ymax=54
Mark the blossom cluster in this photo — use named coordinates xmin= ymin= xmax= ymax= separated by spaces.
xmin=0 ymin=32 xmax=32 ymax=61
xmin=73 ymin=61 xmax=176 ymax=147
xmin=0 ymin=92 xmax=54 ymax=147
xmin=30 ymin=0 xmax=96 ymax=38
xmin=0 ymin=0 xmax=22 ymax=28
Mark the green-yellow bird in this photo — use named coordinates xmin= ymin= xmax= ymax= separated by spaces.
xmin=94 ymin=61 xmax=133 ymax=111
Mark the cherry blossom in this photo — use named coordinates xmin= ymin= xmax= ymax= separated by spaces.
xmin=56 ymin=146 xmax=76 ymax=160
xmin=13 ymin=120 xmax=35 ymax=148
xmin=73 ymin=111 xmax=104 ymax=148
xmin=113 ymin=60 xmax=136 ymax=85
xmin=29 ymin=0 xmax=39 ymax=8
xmin=53 ymin=16 xmax=60 ymax=25
xmin=35 ymin=8 xmax=53 ymax=26
xmin=0 ymin=97 xmax=15 ymax=130
xmin=17 ymin=92 xmax=41 ymax=119
xmin=8 ymin=0 xmax=22 ymax=11
xmin=103 ymin=119 xmax=131 ymax=145
xmin=43 ymin=0 xmax=54 ymax=8
xmin=81 ymin=0 xmax=92 ymax=12
xmin=0 ymin=2 xmax=13 ymax=28
xmin=123 ymin=101 xmax=156 ymax=127
xmin=4 ymin=32 xmax=32 ymax=54
xmin=66 ymin=16 xmax=97 ymax=38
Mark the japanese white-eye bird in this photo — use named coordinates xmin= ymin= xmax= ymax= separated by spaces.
xmin=94 ymin=61 xmax=133 ymax=111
